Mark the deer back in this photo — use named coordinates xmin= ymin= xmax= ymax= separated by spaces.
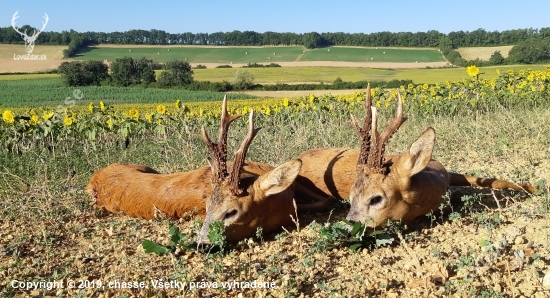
xmin=86 ymin=161 xmax=273 ymax=220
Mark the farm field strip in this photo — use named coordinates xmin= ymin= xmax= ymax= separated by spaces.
xmin=196 ymin=65 xmax=549 ymax=84
xmin=0 ymin=78 xmax=254 ymax=108
xmin=75 ymin=45 xmax=446 ymax=64
xmin=1 ymin=65 xmax=548 ymax=109
xmin=301 ymin=46 xmax=445 ymax=63
xmin=0 ymin=44 xmax=67 ymax=59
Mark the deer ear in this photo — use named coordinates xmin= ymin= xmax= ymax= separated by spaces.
xmin=258 ymin=159 xmax=302 ymax=197
xmin=398 ymin=127 xmax=435 ymax=176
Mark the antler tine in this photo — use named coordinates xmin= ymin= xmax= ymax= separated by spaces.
xmin=351 ymin=83 xmax=374 ymax=167
xmin=11 ymin=11 xmax=23 ymax=35
xmin=200 ymin=94 xmax=243 ymax=181
xmin=370 ymin=89 xmax=407 ymax=171
xmin=11 ymin=11 xmax=19 ymax=25
xmin=39 ymin=13 xmax=49 ymax=32
xmin=229 ymin=110 xmax=262 ymax=195
xmin=217 ymin=94 xmax=242 ymax=145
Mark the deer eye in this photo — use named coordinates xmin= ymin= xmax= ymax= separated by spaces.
xmin=369 ymin=196 xmax=383 ymax=206
xmin=223 ymin=209 xmax=238 ymax=220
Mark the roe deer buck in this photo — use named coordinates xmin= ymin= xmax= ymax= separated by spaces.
xmin=297 ymin=85 xmax=535 ymax=227
xmin=86 ymin=96 xmax=277 ymax=220
xmin=197 ymin=99 xmax=309 ymax=244
xmin=86 ymin=95 xmax=320 ymax=242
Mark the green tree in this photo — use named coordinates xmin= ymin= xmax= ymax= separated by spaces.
xmin=302 ymin=32 xmax=323 ymax=49
xmin=110 ymin=57 xmax=156 ymax=86
xmin=507 ymin=38 xmax=550 ymax=64
xmin=57 ymin=60 xmax=108 ymax=86
xmin=157 ymin=60 xmax=194 ymax=87
xmin=233 ymin=70 xmax=255 ymax=90
xmin=489 ymin=50 xmax=505 ymax=65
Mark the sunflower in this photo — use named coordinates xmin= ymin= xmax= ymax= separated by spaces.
xmin=156 ymin=104 xmax=166 ymax=115
xmin=106 ymin=118 xmax=114 ymax=129
xmin=128 ymin=108 xmax=139 ymax=120
xmin=42 ymin=111 xmax=54 ymax=121
xmin=283 ymin=98 xmax=289 ymax=107
xmin=63 ymin=116 xmax=73 ymax=126
xmin=2 ymin=110 xmax=15 ymax=124
xmin=467 ymin=65 xmax=480 ymax=78
xmin=30 ymin=115 xmax=39 ymax=125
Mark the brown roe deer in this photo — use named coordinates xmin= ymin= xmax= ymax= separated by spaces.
xmin=297 ymin=85 xmax=535 ymax=226
xmin=197 ymin=99 xmax=308 ymax=244
xmin=86 ymin=96 xmax=314 ymax=242
xmin=85 ymin=96 xmax=275 ymax=220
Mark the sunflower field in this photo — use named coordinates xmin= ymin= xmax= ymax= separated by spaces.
xmin=1 ymin=67 xmax=549 ymax=152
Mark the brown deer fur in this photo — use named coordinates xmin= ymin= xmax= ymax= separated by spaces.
xmin=85 ymin=162 xmax=273 ymax=220
xmin=297 ymin=85 xmax=535 ymax=226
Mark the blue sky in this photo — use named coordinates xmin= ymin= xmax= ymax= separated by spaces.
xmin=1 ymin=1 xmax=549 ymax=34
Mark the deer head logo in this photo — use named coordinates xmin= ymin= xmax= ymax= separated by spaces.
xmin=11 ymin=11 xmax=49 ymax=54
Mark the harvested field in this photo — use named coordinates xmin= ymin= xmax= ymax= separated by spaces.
xmin=457 ymin=46 xmax=514 ymax=61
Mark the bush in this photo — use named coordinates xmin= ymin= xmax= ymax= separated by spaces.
xmin=216 ymin=65 xmax=233 ymax=68
xmin=110 ymin=57 xmax=156 ymax=87
xmin=193 ymin=64 xmax=207 ymax=69
xmin=57 ymin=60 xmax=109 ymax=86
xmin=489 ymin=51 xmax=505 ymax=65
xmin=233 ymin=70 xmax=255 ymax=90
xmin=242 ymin=62 xmax=281 ymax=68
xmin=184 ymin=80 xmax=232 ymax=92
xmin=157 ymin=60 xmax=194 ymax=88
xmin=445 ymin=50 xmax=467 ymax=67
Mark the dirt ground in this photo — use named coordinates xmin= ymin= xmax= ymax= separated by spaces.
xmin=1 ymin=107 xmax=549 ymax=297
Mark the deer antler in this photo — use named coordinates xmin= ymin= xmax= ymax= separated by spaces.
xmin=229 ymin=110 xmax=261 ymax=195
xmin=201 ymin=95 xmax=242 ymax=182
xmin=351 ymin=84 xmax=374 ymax=167
xmin=11 ymin=11 xmax=25 ymax=37
xmin=351 ymin=84 xmax=406 ymax=173
xmin=34 ymin=13 xmax=49 ymax=37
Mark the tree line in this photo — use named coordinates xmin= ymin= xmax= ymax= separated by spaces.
xmin=57 ymin=57 xmax=413 ymax=93
xmin=1 ymin=26 xmax=549 ymax=49
xmin=58 ymin=58 xmax=193 ymax=88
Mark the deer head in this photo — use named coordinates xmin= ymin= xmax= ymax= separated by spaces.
xmin=346 ymin=85 xmax=446 ymax=226
xmin=11 ymin=11 xmax=49 ymax=54
xmin=198 ymin=96 xmax=301 ymax=243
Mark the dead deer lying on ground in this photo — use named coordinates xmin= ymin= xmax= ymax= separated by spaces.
xmin=87 ymin=96 xmax=323 ymax=242
xmin=197 ymin=100 xmax=309 ymax=244
xmin=85 ymin=96 xmax=279 ymax=221
xmin=297 ymin=85 xmax=535 ymax=226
